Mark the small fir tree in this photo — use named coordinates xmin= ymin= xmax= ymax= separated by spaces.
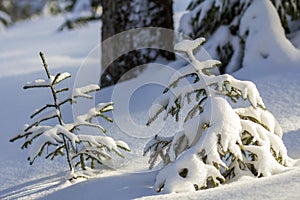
xmin=10 ymin=52 xmax=130 ymax=180
xmin=144 ymin=38 xmax=293 ymax=193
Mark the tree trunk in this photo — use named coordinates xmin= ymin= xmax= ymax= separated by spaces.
xmin=101 ymin=0 xmax=175 ymax=87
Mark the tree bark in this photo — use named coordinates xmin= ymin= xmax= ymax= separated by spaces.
xmin=101 ymin=0 xmax=175 ymax=87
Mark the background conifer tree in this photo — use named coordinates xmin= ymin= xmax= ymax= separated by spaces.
xmin=179 ymin=0 xmax=300 ymax=73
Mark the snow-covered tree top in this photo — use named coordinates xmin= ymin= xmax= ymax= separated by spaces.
xmin=24 ymin=72 xmax=71 ymax=88
xmin=174 ymin=37 xmax=205 ymax=55
xmin=148 ymin=38 xmax=265 ymax=125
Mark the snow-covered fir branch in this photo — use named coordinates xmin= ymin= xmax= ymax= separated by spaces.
xmin=144 ymin=38 xmax=294 ymax=193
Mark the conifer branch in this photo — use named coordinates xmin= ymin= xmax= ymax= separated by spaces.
xmin=29 ymin=141 xmax=58 ymax=165
xmin=10 ymin=131 xmax=32 ymax=142
xmin=73 ymin=152 xmax=104 ymax=169
xmin=97 ymin=113 xmax=113 ymax=122
xmin=40 ymin=52 xmax=51 ymax=79
xmin=45 ymin=145 xmax=65 ymax=160
xmin=74 ymin=123 xmax=106 ymax=133
xmin=52 ymin=73 xmax=62 ymax=86
xmin=146 ymin=106 xmax=166 ymax=126
xmin=58 ymin=98 xmax=74 ymax=107
xmin=23 ymin=85 xmax=51 ymax=89
xmin=21 ymin=132 xmax=44 ymax=149
xmin=30 ymin=104 xmax=56 ymax=119
xmin=163 ymin=73 xmax=199 ymax=93
xmin=143 ymin=135 xmax=173 ymax=169
xmin=25 ymin=114 xmax=59 ymax=132
xmin=52 ymin=73 xmax=71 ymax=85
xmin=56 ymin=87 xmax=69 ymax=94
xmin=184 ymin=104 xmax=203 ymax=123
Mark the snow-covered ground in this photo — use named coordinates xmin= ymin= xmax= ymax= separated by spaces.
xmin=0 ymin=1 xmax=300 ymax=199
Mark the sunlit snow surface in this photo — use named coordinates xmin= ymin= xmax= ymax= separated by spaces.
xmin=0 ymin=1 xmax=300 ymax=199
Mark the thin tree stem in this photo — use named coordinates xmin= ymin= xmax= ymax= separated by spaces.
xmin=39 ymin=52 xmax=74 ymax=174
xmin=39 ymin=52 xmax=51 ymax=79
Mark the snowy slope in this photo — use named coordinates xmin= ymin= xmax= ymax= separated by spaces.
xmin=0 ymin=1 xmax=300 ymax=199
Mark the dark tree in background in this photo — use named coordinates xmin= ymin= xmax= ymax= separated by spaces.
xmin=180 ymin=0 xmax=300 ymax=74
xmin=0 ymin=1 xmax=37 ymax=30
xmin=0 ymin=0 xmax=45 ymax=23
xmin=56 ymin=0 xmax=102 ymax=31
xmin=0 ymin=0 xmax=102 ymax=31
xmin=101 ymin=0 xmax=175 ymax=87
